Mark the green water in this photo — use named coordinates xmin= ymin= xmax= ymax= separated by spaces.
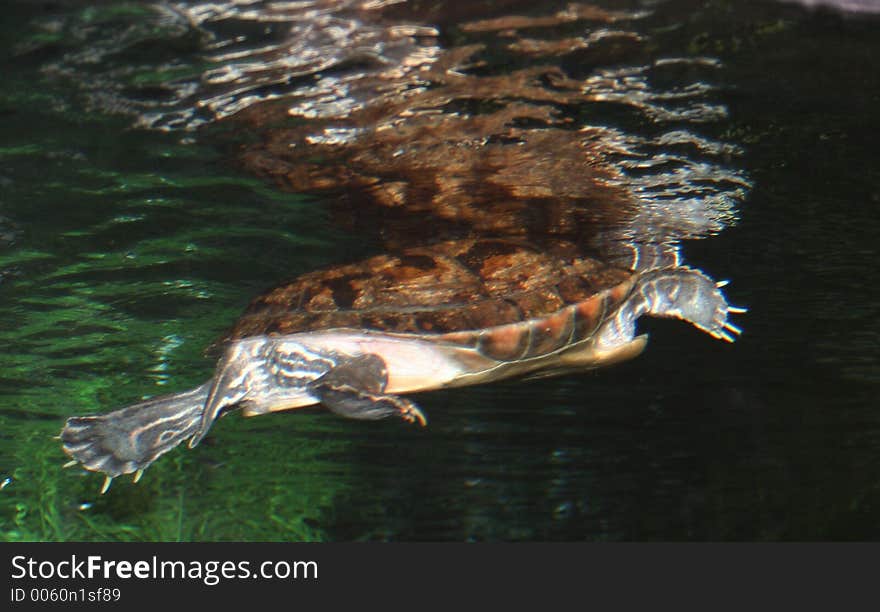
xmin=1 ymin=0 xmax=879 ymax=541
xmin=0 ymin=3 xmax=362 ymax=540
xmin=0 ymin=109 xmax=360 ymax=540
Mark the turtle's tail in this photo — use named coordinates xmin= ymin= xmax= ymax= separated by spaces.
xmin=596 ymin=267 xmax=744 ymax=350
xmin=60 ymin=383 xmax=210 ymax=484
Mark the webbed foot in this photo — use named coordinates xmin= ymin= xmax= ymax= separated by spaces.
xmin=635 ymin=267 xmax=745 ymax=342
xmin=596 ymin=266 xmax=745 ymax=351
xmin=60 ymin=383 xmax=210 ymax=485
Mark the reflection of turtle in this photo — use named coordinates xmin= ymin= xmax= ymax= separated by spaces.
xmin=61 ymin=238 xmax=742 ymax=492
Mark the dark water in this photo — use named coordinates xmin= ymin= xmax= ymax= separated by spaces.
xmin=0 ymin=0 xmax=878 ymax=541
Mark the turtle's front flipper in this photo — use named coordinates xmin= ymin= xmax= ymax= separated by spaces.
xmin=60 ymin=383 xmax=210 ymax=480
xmin=309 ymin=354 xmax=427 ymax=426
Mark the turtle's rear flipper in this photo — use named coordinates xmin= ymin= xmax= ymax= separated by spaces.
xmin=60 ymin=383 xmax=210 ymax=480
xmin=597 ymin=267 xmax=744 ymax=351
xmin=309 ymin=354 xmax=427 ymax=426
xmin=634 ymin=267 xmax=744 ymax=341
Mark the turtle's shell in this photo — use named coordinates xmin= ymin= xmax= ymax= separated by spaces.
xmin=225 ymin=238 xmax=634 ymax=362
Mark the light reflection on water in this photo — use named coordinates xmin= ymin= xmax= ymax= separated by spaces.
xmin=0 ymin=0 xmax=877 ymax=541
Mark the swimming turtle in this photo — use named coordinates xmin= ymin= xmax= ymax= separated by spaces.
xmin=60 ymin=238 xmax=742 ymax=492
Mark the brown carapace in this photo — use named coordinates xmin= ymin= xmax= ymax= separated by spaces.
xmin=227 ymin=238 xmax=632 ymax=343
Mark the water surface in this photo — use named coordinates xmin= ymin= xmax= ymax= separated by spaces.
xmin=0 ymin=0 xmax=878 ymax=541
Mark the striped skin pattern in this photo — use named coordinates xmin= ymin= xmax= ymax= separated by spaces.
xmin=61 ymin=384 xmax=211 ymax=487
xmin=192 ymin=339 xmax=336 ymax=448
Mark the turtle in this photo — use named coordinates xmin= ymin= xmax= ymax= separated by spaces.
xmin=60 ymin=238 xmax=743 ymax=493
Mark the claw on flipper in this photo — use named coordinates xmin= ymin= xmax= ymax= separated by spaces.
xmin=132 ymin=469 xmax=144 ymax=484
xmin=723 ymin=321 xmax=743 ymax=336
xmin=100 ymin=476 xmax=113 ymax=495
xmin=709 ymin=317 xmax=744 ymax=343
xmin=714 ymin=330 xmax=736 ymax=343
